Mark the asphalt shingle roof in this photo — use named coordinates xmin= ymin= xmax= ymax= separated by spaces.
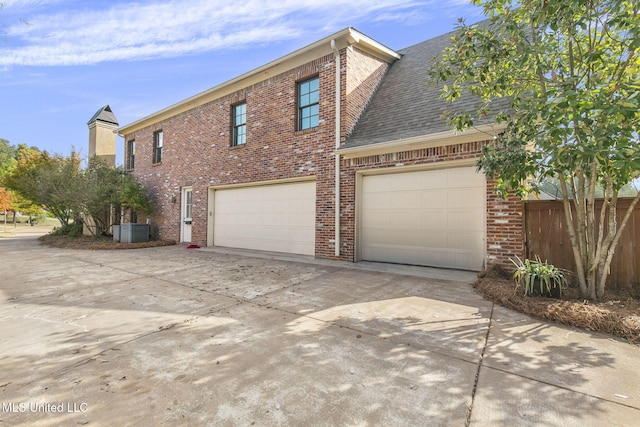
xmin=88 ymin=105 xmax=118 ymax=126
xmin=343 ymin=26 xmax=509 ymax=149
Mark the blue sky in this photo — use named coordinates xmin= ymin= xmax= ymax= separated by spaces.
xmin=0 ymin=0 xmax=484 ymax=165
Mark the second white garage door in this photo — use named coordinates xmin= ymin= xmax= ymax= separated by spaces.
xmin=361 ymin=167 xmax=485 ymax=270
xmin=213 ymin=180 xmax=316 ymax=256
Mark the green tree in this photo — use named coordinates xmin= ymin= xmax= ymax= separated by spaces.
xmin=81 ymin=157 xmax=153 ymax=236
xmin=119 ymin=172 xmax=153 ymax=219
xmin=81 ymin=157 xmax=120 ymax=235
xmin=0 ymin=138 xmax=16 ymax=176
xmin=430 ymin=0 xmax=640 ymax=300
xmin=0 ymin=140 xmax=42 ymax=223
xmin=0 ymin=186 xmax=10 ymax=213
xmin=11 ymin=192 xmax=43 ymax=220
xmin=0 ymin=139 xmax=17 ymax=217
xmin=3 ymin=150 xmax=83 ymax=227
xmin=2 ymin=148 xmax=153 ymax=235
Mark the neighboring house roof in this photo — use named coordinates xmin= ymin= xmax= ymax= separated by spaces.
xmin=118 ymin=27 xmax=401 ymax=136
xmin=340 ymin=24 xmax=510 ymax=156
xmin=88 ymin=105 xmax=119 ymax=126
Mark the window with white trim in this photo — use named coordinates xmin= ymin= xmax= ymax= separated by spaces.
xmin=232 ymin=103 xmax=246 ymax=146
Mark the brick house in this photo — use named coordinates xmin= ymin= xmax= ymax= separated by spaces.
xmin=118 ymin=27 xmax=524 ymax=271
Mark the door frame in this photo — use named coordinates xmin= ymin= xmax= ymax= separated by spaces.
xmin=180 ymin=186 xmax=193 ymax=243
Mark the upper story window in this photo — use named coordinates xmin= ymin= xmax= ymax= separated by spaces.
xmin=127 ymin=140 xmax=135 ymax=170
xmin=232 ymin=103 xmax=246 ymax=146
xmin=153 ymin=130 xmax=163 ymax=164
xmin=298 ymin=77 xmax=319 ymax=130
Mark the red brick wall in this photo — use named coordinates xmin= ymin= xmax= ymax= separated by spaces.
xmin=343 ymin=47 xmax=390 ymax=140
xmin=123 ymin=48 xmax=389 ymax=257
xmin=485 ymin=179 xmax=525 ymax=267
xmin=123 ymin=46 xmax=523 ymax=269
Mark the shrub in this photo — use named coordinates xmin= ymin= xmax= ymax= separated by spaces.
xmin=50 ymin=222 xmax=83 ymax=238
xmin=511 ymin=256 xmax=569 ymax=298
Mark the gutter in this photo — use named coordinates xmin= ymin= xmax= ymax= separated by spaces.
xmin=331 ymin=39 xmax=341 ymax=257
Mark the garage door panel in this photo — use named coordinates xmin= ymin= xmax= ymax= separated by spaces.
xmin=447 ymin=211 xmax=483 ymax=230
xmin=448 ymin=167 xmax=481 ymax=187
xmin=300 ymin=228 xmax=316 ymax=241
xmin=363 ymin=175 xmax=391 ymax=193
xmin=361 ymin=167 xmax=485 ymax=270
xmin=448 ymin=189 xmax=484 ymax=208
xmin=421 ymin=211 xmax=447 ymax=229
xmin=365 ymin=211 xmax=392 ymax=228
xmin=419 ymin=170 xmax=447 ymax=189
xmin=448 ymin=231 xmax=484 ymax=249
xmin=396 ymin=211 xmax=422 ymax=228
xmin=375 ymin=211 xmax=426 ymax=230
xmin=365 ymin=243 xmax=474 ymax=270
xmin=390 ymin=191 xmax=421 ymax=208
xmin=421 ymin=189 xmax=447 ymax=207
xmin=363 ymin=193 xmax=389 ymax=210
xmin=213 ymin=181 xmax=316 ymax=256
xmin=288 ymin=214 xmax=312 ymax=227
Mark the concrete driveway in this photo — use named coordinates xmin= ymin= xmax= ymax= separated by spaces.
xmin=1 ymin=230 xmax=639 ymax=426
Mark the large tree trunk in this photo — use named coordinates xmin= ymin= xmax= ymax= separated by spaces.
xmin=559 ymin=175 xmax=591 ymax=298
xmin=560 ymin=173 xmax=640 ymax=300
xmin=595 ymin=192 xmax=640 ymax=298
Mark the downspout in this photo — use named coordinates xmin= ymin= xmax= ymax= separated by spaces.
xmin=331 ymin=39 xmax=341 ymax=257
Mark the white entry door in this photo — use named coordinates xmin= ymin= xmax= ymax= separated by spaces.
xmin=181 ymin=187 xmax=192 ymax=243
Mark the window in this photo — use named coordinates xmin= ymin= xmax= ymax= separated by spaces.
xmin=185 ymin=189 xmax=192 ymax=219
xmin=232 ymin=103 xmax=246 ymax=146
xmin=153 ymin=130 xmax=163 ymax=164
xmin=127 ymin=140 xmax=135 ymax=169
xmin=298 ymin=77 xmax=319 ymax=130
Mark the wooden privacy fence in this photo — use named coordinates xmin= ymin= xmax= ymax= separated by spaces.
xmin=524 ymin=199 xmax=640 ymax=293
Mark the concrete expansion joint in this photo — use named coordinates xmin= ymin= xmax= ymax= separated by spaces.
xmin=465 ymin=301 xmax=495 ymax=427
xmin=481 ymin=360 xmax=640 ymax=412
xmin=29 ymin=326 xmax=178 ymax=385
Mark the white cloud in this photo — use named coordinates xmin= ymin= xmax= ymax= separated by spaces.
xmin=0 ymin=0 xmax=441 ymax=66
xmin=2 ymin=0 xmax=65 ymax=7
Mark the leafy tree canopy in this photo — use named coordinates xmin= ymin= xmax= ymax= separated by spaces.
xmin=0 ymin=138 xmax=17 ymax=177
xmin=3 ymin=150 xmax=82 ymax=227
xmin=430 ymin=0 xmax=640 ymax=299
xmin=0 ymin=186 xmax=10 ymax=212
xmin=2 ymin=144 xmax=154 ymax=234
xmin=81 ymin=157 xmax=153 ymax=236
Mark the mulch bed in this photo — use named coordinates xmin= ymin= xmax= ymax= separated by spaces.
xmin=38 ymin=234 xmax=176 ymax=250
xmin=475 ymin=266 xmax=640 ymax=345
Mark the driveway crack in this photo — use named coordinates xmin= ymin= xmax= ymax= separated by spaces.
xmin=465 ymin=301 xmax=494 ymax=427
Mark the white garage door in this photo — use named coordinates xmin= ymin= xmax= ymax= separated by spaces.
xmin=361 ymin=167 xmax=485 ymax=270
xmin=213 ymin=181 xmax=316 ymax=256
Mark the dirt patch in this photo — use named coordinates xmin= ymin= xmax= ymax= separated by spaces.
xmin=39 ymin=234 xmax=176 ymax=250
xmin=476 ymin=266 xmax=640 ymax=344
